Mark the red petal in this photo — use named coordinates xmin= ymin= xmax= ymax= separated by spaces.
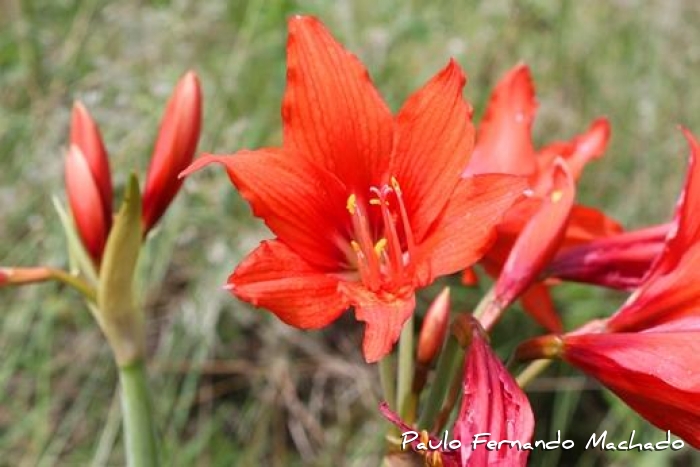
xmin=65 ymin=145 xmax=109 ymax=263
xmin=455 ymin=319 xmax=535 ymax=466
xmin=495 ymin=161 xmax=574 ymax=312
xmin=70 ymin=102 xmax=113 ymax=226
xmin=229 ymin=240 xmax=349 ymax=329
xmin=392 ymin=59 xmax=474 ymax=241
xmin=182 ymin=150 xmax=347 ymax=269
xmin=564 ymin=331 xmax=700 ymax=448
xmin=143 ymin=71 xmax=202 ymax=232
xmin=648 ymin=128 xmax=700 ymax=277
xmin=562 ymin=204 xmax=622 ymax=248
xmin=282 ymin=16 xmax=394 ymax=191
xmin=535 ymin=117 xmax=611 ymax=189
xmin=340 ymin=282 xmax=415 ymax=363
xmin=464 ymin=64 xmax=538 ymax=177
xmin=415 ymin=174 xmax=528 ymax=283
xmin=520 ymin=283 xmax=562 ymax=332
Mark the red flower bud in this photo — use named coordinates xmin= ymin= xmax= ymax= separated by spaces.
xmin=65 ymin=145 xmax=110 ymax=263
xmin=70 ymin=101 xmax=113 ymax=226
xmin=142 ymin=71 xmax=202 ymax=233
xmin=454 ymin=319 xmax=535 ymax=466
xmin=417 ymin=287 xmax=451 ymax=366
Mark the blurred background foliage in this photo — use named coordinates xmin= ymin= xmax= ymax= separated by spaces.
xmin=1 ymin=0 xmax=700 ymax=465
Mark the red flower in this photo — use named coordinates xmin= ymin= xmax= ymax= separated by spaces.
xmin=381 ymin=318 xmax=534 ymax=466
xmin=142 ymin=71 xmax=202 ymax=233
xmin=183 ymin=16 xmax=526 ymax=363
xmin=463 ymin=64 xmax=621 ymax=330
xmin=518 ymin=128 xmax=700 ymax=447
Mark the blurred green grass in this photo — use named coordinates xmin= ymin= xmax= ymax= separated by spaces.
xmin=2 ymin=0 xmax=700 ymax=465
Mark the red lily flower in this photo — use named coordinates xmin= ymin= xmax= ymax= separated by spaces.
xmin=463 ymin=64 xmax=621 ymax=330
xmin=382 ymin=318 xmax=534 ymax=466
xmin=517 ymin=128 xmax=700 ymax=448
xmin=182 ymin=16 xmax=527 ymax=363
xmin=546 ymin=223 xmax=669 ymax=290
xmin=142 ymin=71 xmax=202 ymax=233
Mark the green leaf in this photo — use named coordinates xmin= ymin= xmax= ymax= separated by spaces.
xmin=96 ymin=174 xmax=145 ymax=366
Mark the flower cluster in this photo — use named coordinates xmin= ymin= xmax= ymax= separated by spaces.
xmin=182 ymin=16 xmax=700 ymax=465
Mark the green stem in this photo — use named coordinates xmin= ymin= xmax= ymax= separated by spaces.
xmin=50 ymin=268 xmax=97 ymax=302
xmin=416 ymin=335 xmax=463 ymax=430
xmin=118 ymin=360 xmax=160 ymax=467
xmin=396 ymin=314 xmax=414 ymax=420
xmin=379 ymin=353 xmax=396 ymax=410
xmin=516 ymin=359 xmax=553 ymax=388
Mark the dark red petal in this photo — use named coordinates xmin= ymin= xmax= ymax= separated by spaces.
xmin=182 ymin=151 xmax=347 ymax=270
xmin=65 ymin=145 xmax=109 ymax=263
xmin=229 ymin=240 xmax=349 ymax=329
xmin=464 ymin=63 xmax=538 ymax=177
xmin=142 ymin=71 xmax=202 ymax=232
xmin=340 ymin=282 xmax=415 ymax=363
xmin=415 ymin=174 xmax=528 ymax=284
xmin=563 ymin=331 xmax=700 ymax=448
xmin=70 ymin=101 xmax=113 ymax=225
xmin=282 ymin=16 xmax=394 ymax=190
xmin=495 ymin=161 xmax=574 ymax=313
xmin=392 ymin=59 xmax=474 ymax=241
xmin=455 ymin=319 xmax=535 ymax=466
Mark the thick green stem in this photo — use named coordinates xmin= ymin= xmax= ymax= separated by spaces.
xmin=118 ymin=360 xmax=160 ymax=467
xmin=416 ymin=335 xmax=463 ymax=430
xmin=396 ymin=314 xmax=414 ymax=420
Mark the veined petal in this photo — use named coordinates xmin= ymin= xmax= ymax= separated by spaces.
xmin=340 ymin=282 xmax=415 ymax=363
xmin=464 ymin=63 xmax=538 ymax=177
xmin=415 ymin=174 xmax=528 ymax=284
xmin=455 ymin=319 xmax=535 ymax=466
xmin=182 ymin=150 xmax=347 ymax=269
xmin=229 ymin=240 xmax=349 ymax=329
xmin=392 ymin=59 xmax=474 ymax=241
xmin=282 ymin=16 xmax=394 ymax=190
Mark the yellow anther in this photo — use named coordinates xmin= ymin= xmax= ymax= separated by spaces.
xmin=390 ymin=176 xmax=402 ymax=195
xmin=346 ymin=194 xmax=357 ymax=215
xmin=369 ymin=198 xmax=382 ymax=205
xmin=350 ymin=240 xmax=362 ymax=253
xmin=374 ymin=238 xmax=388 ymax=256
xmin=550 ymin=190 xmax=564 ymax=203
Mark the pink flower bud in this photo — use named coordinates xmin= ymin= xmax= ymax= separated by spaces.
xmin=142 ymin=71 xmax=202 ymax=233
